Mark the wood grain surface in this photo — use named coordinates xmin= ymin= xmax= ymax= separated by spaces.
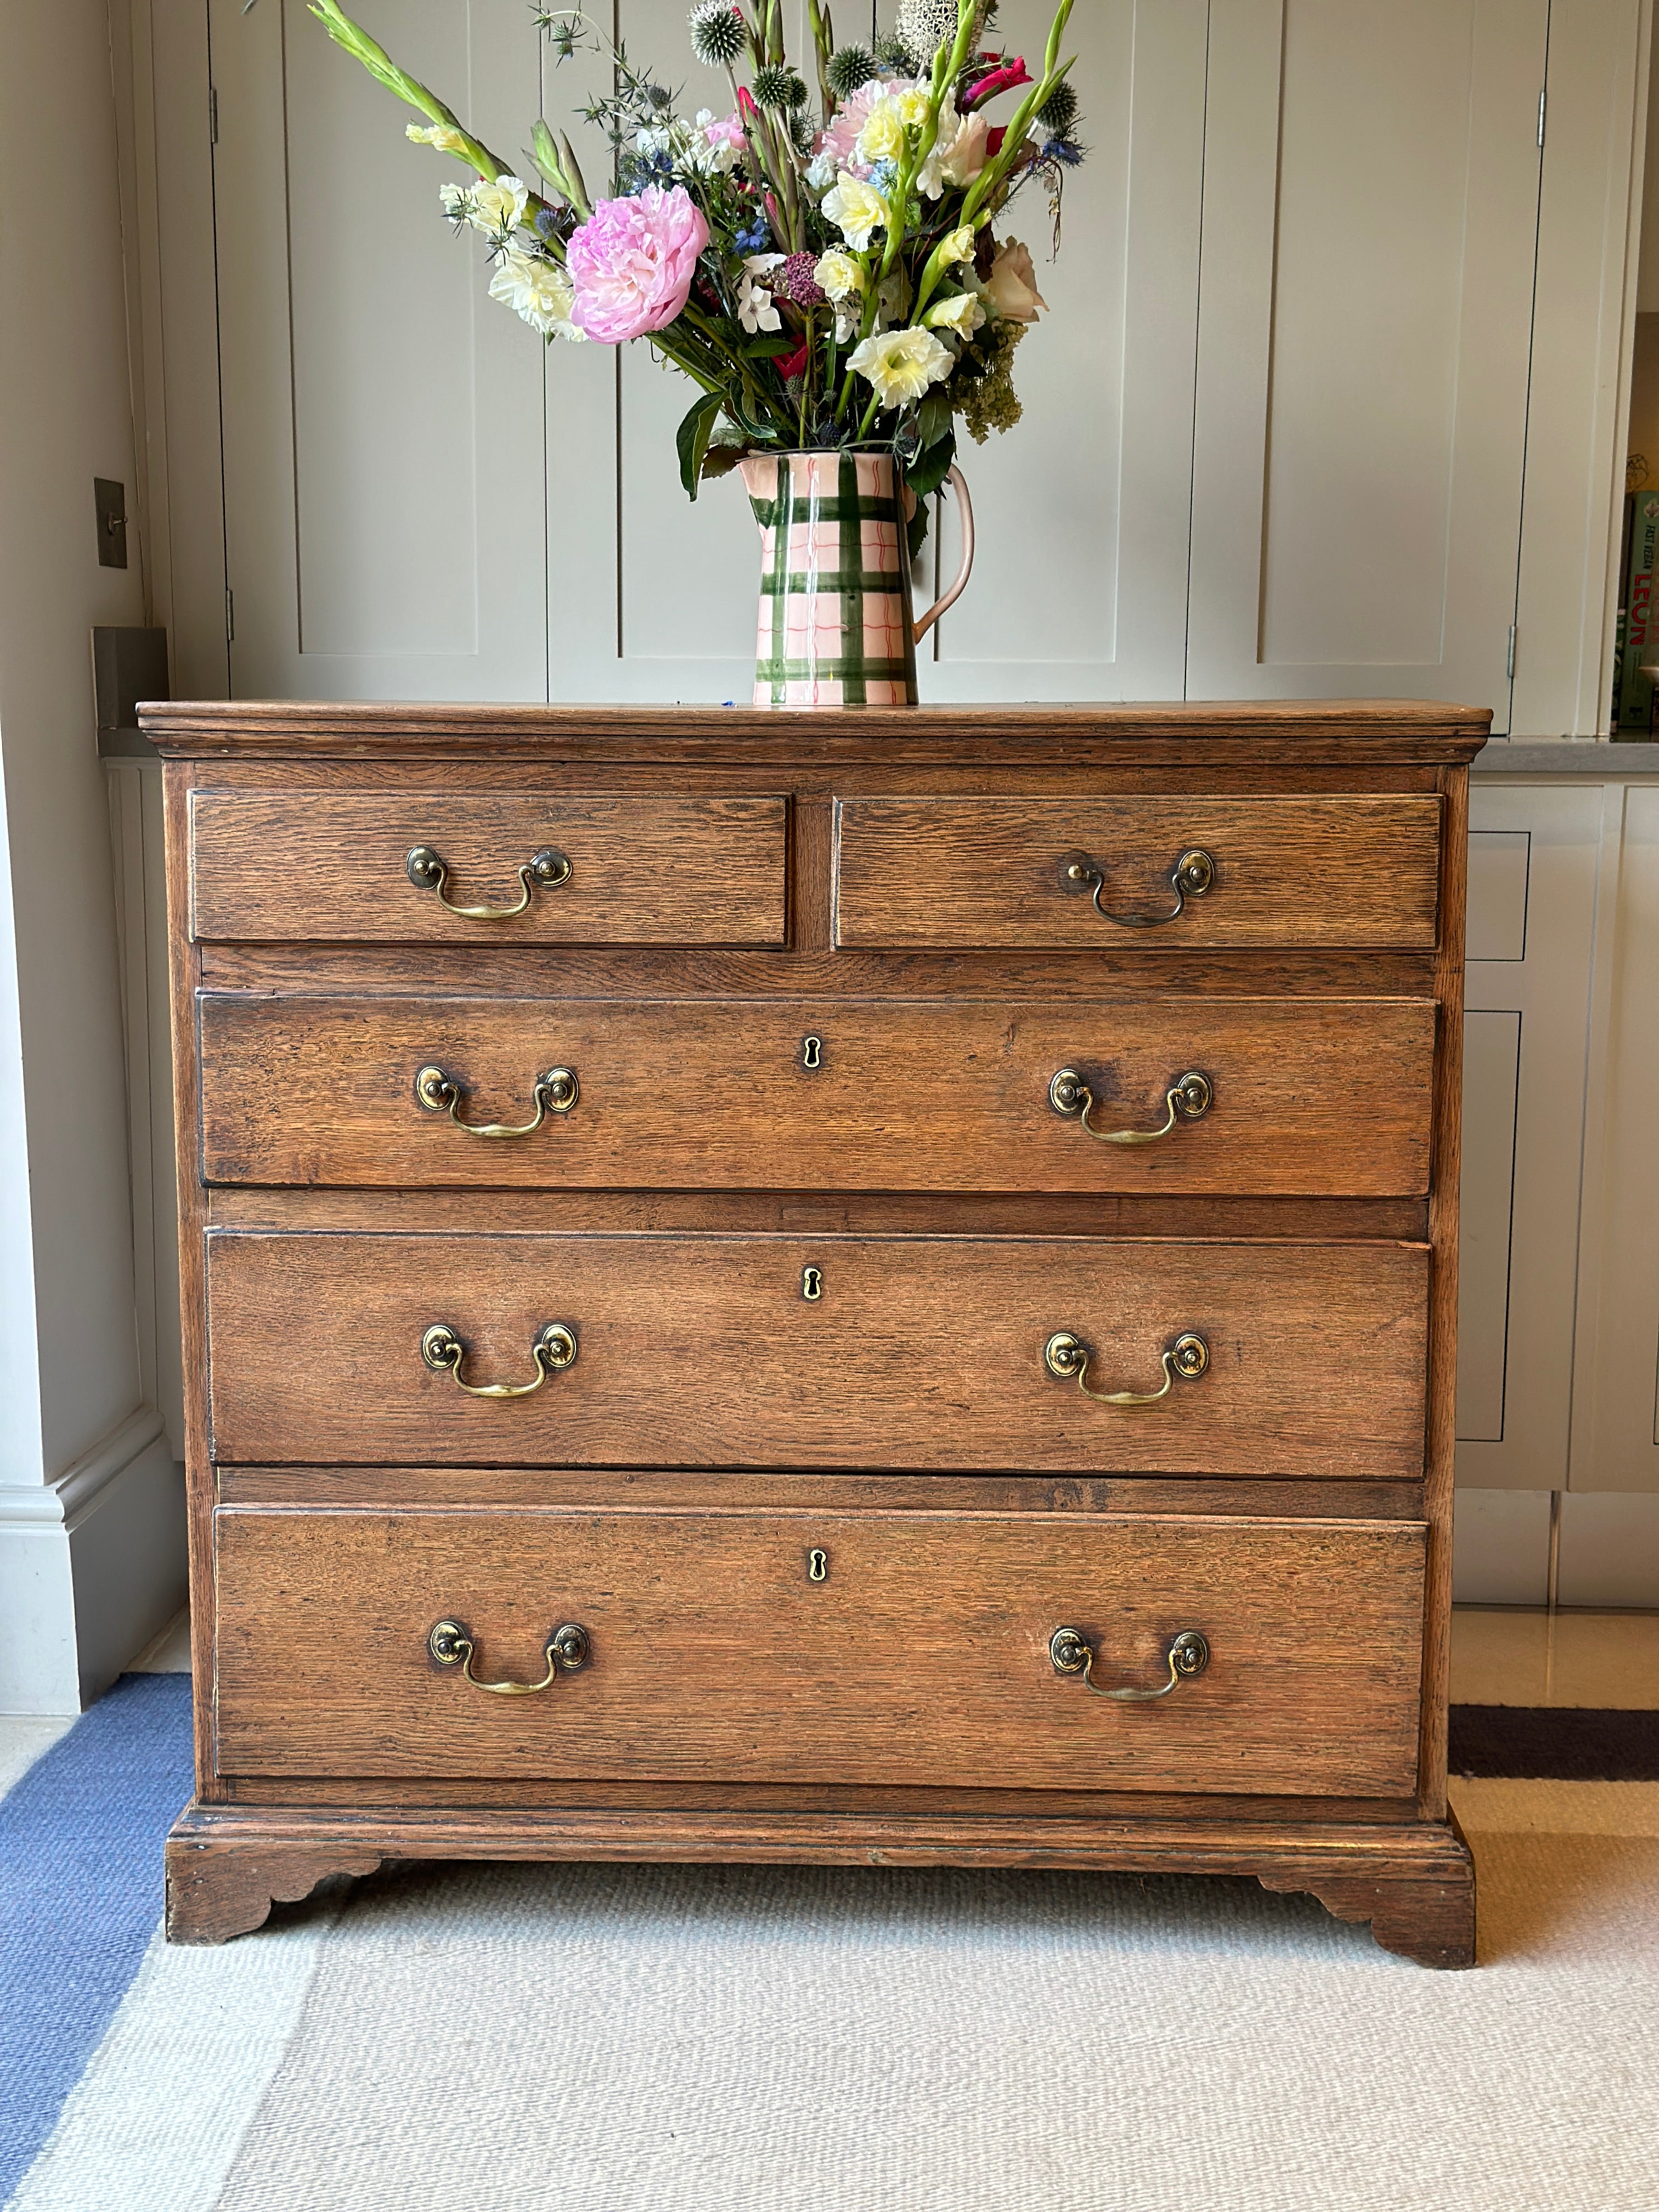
xmin=204 ymin=1232 xmax=1429 ymax=1477
xmin=834 ymin=797 xmax=1441 ymax=949
xmin=216 ymin=1466 xmax=1426 ymax=1522
xmin=204 ymin=1185 xmax=1432 ymax=1245
xmin=163 ymin=1798 xmax=1475 ymax=1960
xmin=140 ymin=697 xmax=1491 ymax=761
xmin=158 ymin=704 xmax=1481 ymax=1959
xmin=188 ymin=791 xmax=786 ymax=944
xmin=211 ymin=1505 xmax=1425 ymax=1796
xmin=196 ymin=993 xmax=1435 ymax=1197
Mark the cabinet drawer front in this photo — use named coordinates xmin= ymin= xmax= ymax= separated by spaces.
xmin=212 ymin=1504 xmax=1426 ymax=1795
xmin=188 ymin=791 xmax=786 ymax=944
xmin=834 ymin=797 xmax=1441 ymax=948
xmin=205 ymin=1233 xmax=1427 ymax=1477
xmin=198 ymin=994 xmax=1434 ymax=1197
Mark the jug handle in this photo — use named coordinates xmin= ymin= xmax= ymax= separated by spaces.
xmin=912 ymin=467 xmax=975 ymax=644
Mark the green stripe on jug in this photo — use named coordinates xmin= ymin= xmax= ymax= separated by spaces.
xmin=749 ymin=495 xmax=901 ymax=524
xmin=837 ymin=452 xmax=866 ymax=706
xmin=767 ymin=457 xmax=789 ymax=705
xmin=752 ymin=656 xmax=916 ymax=683
xmin=759 ymin=569 xmax=906 ymax=595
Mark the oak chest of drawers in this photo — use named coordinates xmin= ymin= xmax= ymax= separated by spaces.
xmin=149 ymin=701 xmax=1485 ymax=1966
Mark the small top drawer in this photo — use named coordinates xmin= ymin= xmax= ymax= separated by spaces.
xmin=834 ymin=796 xmax=1441 ymax=949
xmin=188 ymin=790 xmax=787 ymax=944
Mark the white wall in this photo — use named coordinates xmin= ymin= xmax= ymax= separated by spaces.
xmin=0 ymin=0 xmax=187 ymax=1712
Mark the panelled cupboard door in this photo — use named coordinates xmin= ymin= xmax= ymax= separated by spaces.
xmin=1455 ymin=787 xmax=1604 ymax=1489
xmin=208 ymin=0 xmax=549 ymax=700
xmin=549 ymin=0 xmax=1207 ymax=702
xmin=1186 ymin=0 xmax=1546 ymax=723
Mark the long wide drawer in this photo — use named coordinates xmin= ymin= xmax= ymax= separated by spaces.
xmin=204 ymin=1233 xmax=1428 ymax=1477
xmin=212 ymin=1504 xmax=1427 ymax=1795
xmin=196 ymin=994 xmax=1435 ymax=1195
xmin=188 ymin=791 xmax=787 ymax=944
xmin=834 ymin=796 xmax=1441 ymax=948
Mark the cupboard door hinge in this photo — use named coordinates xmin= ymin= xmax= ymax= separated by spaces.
xmin=210 ymin=85 xmax=218 ymax=145
xmin=1537 ymin=87 xmax=1546 ymax=149
xmin=225 ymin=586 xmax=235 ymax=644
xmin=1506 ymin=623 xmax=1517 ymax=680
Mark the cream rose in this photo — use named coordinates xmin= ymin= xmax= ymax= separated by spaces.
xmin=918 ymin=97 xmax=990 ymax=196
xmin=983 ymin=238 xmax=1047 ymax=323
xmin=940 ymin=109 xmax=991 ymax=187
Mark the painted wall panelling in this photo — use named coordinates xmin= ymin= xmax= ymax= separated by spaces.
xmin=210 ymin=0 xmax=1205 ymax=703
xmin=1187 ymin=0 xmax=1548 ymax=724
xmin=0 ymin=4 xmax=188 ymax=1708
xmin=208 ymin=0 xmax=548 ymax=699
xmin=1511 ymin=0 xmax=1650 ymax=739
xmin=116 ymin=0 xmax=228 ymax=693
xmin=1456 ymin=785 xmax=1605 ymax=1489
xmin=1568 ymin=784 xmax=1659 ymax=1492
xmin=106 ymin=761 xmax=184 ymax=1463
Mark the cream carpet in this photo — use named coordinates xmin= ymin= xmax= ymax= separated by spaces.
xmin=12 ymin=1787 xmax=1658 ymax=2211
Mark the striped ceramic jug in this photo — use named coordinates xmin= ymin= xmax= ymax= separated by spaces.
xmin=739 ymin=449 xmax=974 ymax=708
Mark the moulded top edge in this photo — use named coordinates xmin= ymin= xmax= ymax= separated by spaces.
xmin=136 ymin=699 xmax=1492 ymax=759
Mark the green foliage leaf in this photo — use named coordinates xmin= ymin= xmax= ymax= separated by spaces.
xmin=676 ymin=390 xmax=726 ymax=502
xmin=742 ymin=335 xmax=799 ymax=359
xmin=915 ymin=388 xmax=953 ymax=452
xmin=905 ymin=424 xmax=957 ymax=506
xmin=529 ymin=119 xmax=565 ymax=193
xmin=699 ymin=443 xmax=749 ymax=484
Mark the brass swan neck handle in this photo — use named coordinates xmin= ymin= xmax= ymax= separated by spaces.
xmin=1059 ymin=847 xmax=1215 ymax=928
xmin=428 ymin=1618 xmax=590 ymax=1695
xmin=405 ymin=843 xmax=571 ymax=921
xmin=421 ymin=1321 xmax=577 ymax=1398
xmin=1045 ymin=1330 xmax=1210 ymax=1406
xmin=415 ymin=1063 xmax=578 ymax=1138
xmin=1049 ymin=1627 xmax=1210 ymax=1700
xmin=1049 ymin=1068 xmax=1212 ymax=1144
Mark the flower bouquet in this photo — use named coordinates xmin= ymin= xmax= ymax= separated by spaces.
xmin=312 ymin=0 xmax=1083 ymax=704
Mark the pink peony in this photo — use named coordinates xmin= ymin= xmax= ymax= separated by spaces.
xmin=566 ymin=185 xmax=709 ymax=344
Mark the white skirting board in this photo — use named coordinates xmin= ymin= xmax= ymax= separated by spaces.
xmin=0 ymin=1407 xmax=188 ymax=1714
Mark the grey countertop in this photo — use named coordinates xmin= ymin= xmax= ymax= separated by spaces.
xmin=1475 ymin=738 xmax=1659 ymax=775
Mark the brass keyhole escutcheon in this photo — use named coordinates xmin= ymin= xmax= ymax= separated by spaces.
xmin=806 ymin=1548 xmax=830 ymax=1583
xmin=801 ymin=1034 xmax=823 ymax=1070
xmin=802 ymin=1266 xmax=823 ymax=1301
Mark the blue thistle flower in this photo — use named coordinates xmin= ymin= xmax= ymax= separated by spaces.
xmin=867 ymin=157 xmax=899 ymax=196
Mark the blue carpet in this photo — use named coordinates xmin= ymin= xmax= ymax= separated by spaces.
xmin=0 ymin=1672 xmax=194 ymax=2199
